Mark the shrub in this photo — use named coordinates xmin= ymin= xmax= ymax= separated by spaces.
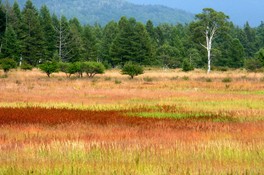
xmin=67 ymin=63 xmax=80 ymax=77
xmin=244 ymin=58 xmax=262 ymax=72
xmin=83 ymin=61 xmax=105 ymax=78
xmin=115 ymin=79 xmax=122 ymax=84
xmin=205 ymin=78 xmax=213 ymax=82
xmin=222 ymin=77 xmax=232 ymax=83
xmin=211 ymin=66 xmax=229 ymax=72
xmin=143 ymin=77 xmax=153 ymax=82
xmin=39 ymin=61 xmax=59 ymax=77
xmin=58 ymin=62 xmax=73 ymax=77
xmin=0 ymin=58 xmax=17 ymax=74
xmin=170 ymin=76 xmax=179 ymax=81
xmin=182 ymin=76 xmax=189 ymax=81
xmin=121 ymin=61 xmax=144 ymax=79
xmin=182 ymin=58 xmax=194 ymax=72
xmin=74 ymin=62 xmax=85 ymax=77
xmin=20 ymin=62 xmax=33 ymax=71
xmin=0 ymin=74 xmax=8 ymax=78
xmin=104 ymin=77 xmax=112 ymax=81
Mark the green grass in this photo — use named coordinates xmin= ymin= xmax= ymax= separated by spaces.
xmin=1 ymin=141 xmax=263 ymax=175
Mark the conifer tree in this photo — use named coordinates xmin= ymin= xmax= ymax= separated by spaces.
xmin=68 ymin=17 xmax=83 ymax=62
xmin=1 ymin=25 xmax=19 ymax=61
xmin=21 ymin=0 xmax=45 ymax=66
xmin=131 ymin=22 xmax=153 ymax=65
xmin=0 ymin=1 xmax=6 ymax=54
xmin=111 ymin=17 xmax=153 ymax=66
xmin=110 ymin=16 xmax=132 ymax=66
xmin=10 ymin=1 xmax=23 ymax=54
xmin=39 ymin=5 xmax=56 ymax=61
xmin=99 ymin=21 xmax=118 ymax=66
xmin=82 ymin=25 xmax=97 ymax=61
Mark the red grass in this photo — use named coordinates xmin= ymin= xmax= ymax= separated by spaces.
xmin=0 ymin=107 xmax=263 ymax=145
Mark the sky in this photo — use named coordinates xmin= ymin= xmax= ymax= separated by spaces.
xmin=128 ymin=0 xmax=264 ymax=27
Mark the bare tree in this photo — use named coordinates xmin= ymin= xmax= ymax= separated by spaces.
xmin=52 ymin=2 xmax=74 ymax=62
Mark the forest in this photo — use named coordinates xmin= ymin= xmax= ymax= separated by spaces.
xmin=0 ymin=0 xmax=264 ymax=71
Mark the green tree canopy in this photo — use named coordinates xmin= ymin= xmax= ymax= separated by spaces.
xmin=83 ymin=61 xmax=105 ymax=78
xmin=121 ymin=61 xmax=144 ymax=79
xmin=0 ymin=58 xmax=17 ymax=74
xmin=39 ymin=61 xmax=58 ymax=77
xmin=190 ymin=8 xmax=229 ymax=73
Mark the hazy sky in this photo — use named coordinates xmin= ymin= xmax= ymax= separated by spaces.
xmin=128 ymin=0 xmax=263 ymax=26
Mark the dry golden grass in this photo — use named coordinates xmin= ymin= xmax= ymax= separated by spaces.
xmin=0 ymin=68 xmax=263 ymax=105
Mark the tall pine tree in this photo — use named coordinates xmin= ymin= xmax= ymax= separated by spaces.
xmin=21 ymin=0 xmax=45 ymax=65
xmin=0 ymin=1 xmax=6 ymax=55
xmin=1 ymin=25 xmax=19 ymax=61
xmin=99 ymin=21 xmax=118 ymax=66
xmin=39 ymin=5 xmax=56 ymax=61
xmin=82 ymin=25 xmax=97 ymax=61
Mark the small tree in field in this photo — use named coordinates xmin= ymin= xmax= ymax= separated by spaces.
xmin=74 ymin=62 xmax=85 ymax=78
xmin=121 ymin=61 xmax=144 ymax=79
xmin=0 ymin=58 xmax=17 ymax=75
xmin=244 ymin=59 xmax=262 ymax=72
xmin=20 ymin=62 xmax=33 ymax=71
xmin=182 ymin=58 xmax=194 ymax=72
xmin=39 ymin=61 xmax=59 ymax=77
xmin=58 ymin=62 xmax=72 ymax=77
xmin=83 ymin=61 xmax=105 ymax=78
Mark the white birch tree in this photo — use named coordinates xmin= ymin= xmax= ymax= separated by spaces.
xmin=191 ymin=8 xmax=229 ymax=73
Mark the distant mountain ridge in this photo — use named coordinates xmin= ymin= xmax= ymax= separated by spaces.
xmin=11 ymin=0 xmax=194 ymax=25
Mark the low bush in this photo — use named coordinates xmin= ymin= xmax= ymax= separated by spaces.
xmin=182 ymin=58 xmax=194 ymax=72
xmin=244 ymin=59 xmax=262 ymax=72
xmin=83 ymin=61 xmax=105 ymax=78
xmin=39 ymin=61 xmax=59 ymax=77
xmin=121 ymin=62 xmax=144 ymax=79
xmin=20 ymin=62 xmax=33 ymax=71
xmin=0 ymin=58 xmax=17 ymax=75
xmin=222 ymin=77 xmax=232 ymax=83
xmin=182 ymin=76 xmax=189 ymax=81
xmin=143 ymin=77 xmax=153 ymax=82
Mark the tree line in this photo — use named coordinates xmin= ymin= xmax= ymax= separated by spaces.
xmin=0 ymin=0 xmax=264 ymax=73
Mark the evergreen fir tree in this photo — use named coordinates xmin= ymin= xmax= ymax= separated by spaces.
xmin=228 ymin=38 xmax=245 ymax=68
xmin=1 ymin=25 xmax=19 ymax=61
xmin=21 ymin=0 xmax=45 ymax=66
xmin=10 ymin=1 xmax=23 ymax=53
xmin=68 ymin=17 xmax=84 ymax=62
xmin=39 ymin=5 xmax=56 ymax=61
xmin=0 ymin=2 xmax=6 ymax=54
xmin=99 ymin=21 xmax=118 ymax=66
xmin=131 ymin=22 xmax=153 ymax=65
xmin=82 ymin=25 xmax=97 ymax=61
xmin=110 ymin=16 xmax=133 ymax=66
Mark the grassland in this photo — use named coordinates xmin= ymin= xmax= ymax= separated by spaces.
xmin=0 ymin=69 xmax=264 ymax=174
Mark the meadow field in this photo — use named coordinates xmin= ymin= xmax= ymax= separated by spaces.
xmin=0 ymin=69 xmax=264 ymax=174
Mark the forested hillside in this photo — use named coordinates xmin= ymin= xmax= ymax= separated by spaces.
xmin=0 ymin=0 xmax=264 ymax=70
xmin=9 ymin=0 xmax=194 ymax=25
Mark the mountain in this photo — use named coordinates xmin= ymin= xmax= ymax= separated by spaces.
xmin=128 ymin=0 xmax=264 ymax=27
xmin=12 ymin=0 xmax=194 ymax=25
